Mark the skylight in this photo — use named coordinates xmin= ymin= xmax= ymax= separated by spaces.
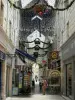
xmin=47 ymin=0 xmax=55 ymax=7
xmin=21 ymin=0 xmax=33 ymax=8
xmin=21 ymin=0 xmax=55 ymax=8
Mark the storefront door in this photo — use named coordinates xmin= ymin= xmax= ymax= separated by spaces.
xmin=66 ymin=64 xmax=72 ymax=98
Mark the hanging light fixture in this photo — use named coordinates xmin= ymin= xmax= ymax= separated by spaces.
xmin=33 ymin=52 xmax=38 ymax=58
xmin=34 ymin=38 xmax=40 ymax=44
xmin=35 ymin=45 xmax=40 ymax=50
xmin=33 ymin=4 xmax=46 ymax=13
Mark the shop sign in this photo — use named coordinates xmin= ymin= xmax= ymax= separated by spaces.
xmin=12 ymin=87 xmax=18 ymax=95
xmin=50 ymin=70 xmax=60 ymax=77
xmin=42 ymin=60 xmax=46 ymax=64
xmin=0 ymin=50 xmax=5 ymax=60
xmin=51 ymin=51 xmax=59 ymax=59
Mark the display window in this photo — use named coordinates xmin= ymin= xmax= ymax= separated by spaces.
xmin=66 ymin=63 xmax=72 ymax=97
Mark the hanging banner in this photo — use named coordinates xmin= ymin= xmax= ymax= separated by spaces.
xmin=15 ymin=49 xmax=36 ymax=61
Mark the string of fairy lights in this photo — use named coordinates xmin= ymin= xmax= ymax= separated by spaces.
xmin=27 ymin=45 xmax=50 ymax=50
xmin=20 ymin=38 xmax=50 ymax=44
xmin=20 ymin=39 xmax=51 ymax=50
xmin=19 ymin=38 xmax=51 ymax=57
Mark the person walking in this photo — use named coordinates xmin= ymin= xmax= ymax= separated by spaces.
xmin=39 ymin=81 xmax=42 ymax=91
xmin=42 ymin=79 xmax=47 ymax=95
xmin=32 ymin=79 xmax=35 ymax=88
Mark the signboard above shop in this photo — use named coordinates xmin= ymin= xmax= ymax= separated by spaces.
xmin=51 ymin=51 xmax=59 ymax=60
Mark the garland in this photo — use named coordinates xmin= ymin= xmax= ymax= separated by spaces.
xmin=27 ymin=44 xmax=51 ymax=49
xmin=8 ymin=0 xmax=75 ymax=11
xmin=44 ymin=0 xmax=75 ymax=11
xmin=8 ymin=0 xmax=39 ymax=10
xmin=20 ymin=38 xmax=50 ymax=44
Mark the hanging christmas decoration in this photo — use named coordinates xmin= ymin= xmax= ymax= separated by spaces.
xmin=33 ymin=4 xmax=50 ymax=16
xmin=45 ymin=9 xmax=49 ymax=14
xmin=33 ymin=4 xmax=46 ymax=13
xmin=33 ymin=52 xmax=38 ymax=58
xmin=38 ymin=11 xmax=43 ymax=16
xmin=20 ymin=38 xmax=49 ymax=44
xmin=42 ymin=60 xmax=47 ymax=64
xmin=8 ymin=0 xmax=75 ymax=11
xmin=34 ymin=39 xmax=40 ymax=44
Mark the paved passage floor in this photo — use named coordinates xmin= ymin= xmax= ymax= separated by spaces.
xmin=9 ymin=84 xmax=65 ymax=100
xmin=10 ymin=95 xmax=65 ymax=100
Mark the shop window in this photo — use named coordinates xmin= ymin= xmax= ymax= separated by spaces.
xmin=66 ymin=63 xmax=72 ymax=97
xmin=51 ymin=77 xmax=60 ymax=84
xmin=9 ymin=21 xmax=12 ymax=39
xmin=67 ymin=21 xmax=69 ymax=38
xmin=64 ymin=0 xmax=69 ymax=8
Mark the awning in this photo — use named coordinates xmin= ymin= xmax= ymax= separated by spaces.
xmin=16 ymin=57 xmax=25 ymax=65
xmin=15 ymin=49 xmax=36 ymax=61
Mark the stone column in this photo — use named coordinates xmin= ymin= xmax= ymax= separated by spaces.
xmin=9 ymin=67 xmax=12 ymax=97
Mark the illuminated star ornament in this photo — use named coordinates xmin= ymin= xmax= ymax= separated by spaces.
xmin=31 ymin=15 xmax=42 ymax=21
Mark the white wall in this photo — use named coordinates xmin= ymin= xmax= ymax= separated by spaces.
xmin=2 ymin=0 xmax=20 ymax=52
xmin=55 ymin=0 xmax=75 ymax=49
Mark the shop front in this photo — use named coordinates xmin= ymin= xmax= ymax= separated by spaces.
xmin=61 ymin=33 xmax=75 ymax=100
xmin=6 ymin=56 xmax=13 ymax=97
xmin=0 ymin=50 xmax=5 ymax=99
xmin=14 ymin=65 xmax=32 ymax=95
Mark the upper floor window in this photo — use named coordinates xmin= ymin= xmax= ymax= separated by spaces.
xmin=1 ymin=0 xmax=3 ymax=10
xmin=67 ymin=21 xmax=69 ymax=38
xmin=0 ymin=0 xmax=4 ymax=26
xmin=9 ymin=21 xmax=12 ymax=39
xmin=64 ymin=0 xmax=69 ymax=8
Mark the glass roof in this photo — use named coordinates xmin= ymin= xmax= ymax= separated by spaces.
xmin=21 ymin=0 xmax=33 ymax=8
xmin=21 ymin=0 xmax=55 ymax=8
xmin=47 ymin=0 xmax=55 ymax=7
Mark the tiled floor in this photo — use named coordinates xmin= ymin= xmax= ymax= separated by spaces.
xmin=6 ymin=84 xmax=66 ymax=100
xmin=7 ymin=94 xmax=65 ymax=100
